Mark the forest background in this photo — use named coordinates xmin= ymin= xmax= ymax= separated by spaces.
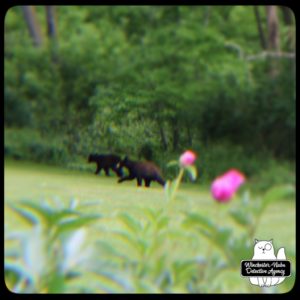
xmin=4 ymin=5 xmax=295 ymax=190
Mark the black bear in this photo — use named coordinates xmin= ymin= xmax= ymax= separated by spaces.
xmin=117 ymin=156 xmax=165 ymax=187
xmin=88 ymin=153 xmax=123 ymax=177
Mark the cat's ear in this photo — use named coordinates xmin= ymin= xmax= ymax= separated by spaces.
xmin=269 ymin=239 xmax=273 ymax=244
xmin=254 ymin=239 xmax=259 ymax=244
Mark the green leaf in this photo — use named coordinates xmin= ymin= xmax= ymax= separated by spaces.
xmin=92 ymin=271 xmax=133 ymax=293
xmin=16 ymin=201 xmax=54 ymax=226
xmin=8 ymin=204 xmax=38 ymax=226
xmin=50 ymin=210 xmax=81 ymax=225
xmin=227 ymin=235 xmax=252 ymax=267
xmin=5 ymin=262 xmax=33 ymax=284
xmin=171 ymin=260 xmax=197 ymax=285
xmin=147 ymin=234 xmax=167 ymax=257
xmin=114 ymin=230 xmax=148 ymax=257
xmin=241 ymin=190 xmax=251 ymax=206
xmin=198 ymin=228 xmax=213 ymax=240
xmin=166 ymin=160 xmax=179 ymax=168
xmin=184 ymin=213 xmax=216 ymax=233
xmin=137 ymin=238 xmax=149 ymax=256
xmin=229 ymin=210 xmax=251 ymax=227
xmin=184 ymin=165 xmax=197 ymax=181
xmin=215 ymin=227 xmax=232 ymax=247
xmin=142 ymin=207 xmax=161 ymax=222
xmin=55 ymin=214 xmax=100 ymax=236
xmin=113 ymin=231 xmax=140 ymax=255
xmin=135 ymin=278 xmax=162 ymax=293
xmin=96 ymin=241 xmax=128 ymax=260
xmin=114 ymin=231 xmax=149 ymax=256
xmin=78 ymin=200 xmax=103 ymax=208
xmin=118 ymin=213 xmax=142 ymax=234
xmin=156 ymin=215 xmax=169 ymax=230
xmin=47 ymin=271 xmax=66 ymax=293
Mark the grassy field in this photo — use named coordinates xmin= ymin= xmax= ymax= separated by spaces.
xmin=4 ymin=159 xmax=296 ymax=293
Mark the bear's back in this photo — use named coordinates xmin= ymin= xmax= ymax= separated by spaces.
xmin=134 ymin=161 xmax=162 ymax=178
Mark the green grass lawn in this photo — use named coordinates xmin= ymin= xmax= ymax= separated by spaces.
xmin=4 ymin=159 xmax=296 ymax=293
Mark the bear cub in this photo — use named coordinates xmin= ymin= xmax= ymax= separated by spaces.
xmin=88 ymin=153 xmax=123 ymax=177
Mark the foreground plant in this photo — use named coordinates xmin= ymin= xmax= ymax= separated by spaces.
xmin=5 ymin=198 xmax=101 ymax=293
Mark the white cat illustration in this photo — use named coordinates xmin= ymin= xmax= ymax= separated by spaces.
xmin=249 ymin=239 xmax=286 ymax=287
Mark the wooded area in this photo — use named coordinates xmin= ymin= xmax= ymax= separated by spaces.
xmin=4 ymin=5 xmax=295 ymax=181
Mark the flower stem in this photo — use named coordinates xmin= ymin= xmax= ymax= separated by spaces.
xmin=170 ymin=167 xmax=184 ymax=202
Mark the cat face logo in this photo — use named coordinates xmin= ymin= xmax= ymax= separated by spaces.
xmin=255 ymin=240 xmax=273 ymax=255
xmin=254 ymin=239 xmax=277 ymax=257
xmin=241 ymin=239 xmax=291 ymax=287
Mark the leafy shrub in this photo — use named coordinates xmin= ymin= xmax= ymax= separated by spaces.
xmin=198 ymin=142 xmax=261 ymax=182
xmin=27 ymin=142 xmax=68 ymax=164
xmin=249 ymin=160 xmax=295 ymax=193
xmin=4 ymin=88 xmax=34 ymax=127
xmin=4 ymin=128 xmax=69 ymax=164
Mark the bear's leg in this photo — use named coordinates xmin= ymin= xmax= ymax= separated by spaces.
xmin=118 ymin=175 xmax=135 ymax=183
xmin=137 ymin=177 xmax=142 ymax=186
xmin=156 ymin=177 xmax=166 ymax=186
xmin=104 ymin=167 xmax=110 ymax=176
xmin=145 ymin=179 xmax=151 ymax=187
xmin=112 ymin=166 xmax=123 ymax=177
xmin=95 ymin=164 xmax=101 ymax=175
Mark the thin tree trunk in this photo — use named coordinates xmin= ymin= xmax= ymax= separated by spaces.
xmin=45 ymin=6 xmax=57 ymax=39
xmin=280 ymin=6 xmax=295 ymax=51
xmin=172 ymin=118 xmax=179 ymax=151
xmin=265 ymin=6 xmax=280 ymax=77
xmin=45 ymin=6 xmax=59 ymax=63
xmin=203 ymin=6 xmax=210 ymax=26
xmin=266 ymin=6 xmax=280 ymax=52
xmin=280 ymin=6 xmax=293 ymax=25
xmin=186 ymin=123 xmax=193 ymax=146
xmin=253 ymin=6 xmax=267 ymax=50
xmin=158 ymin=121 xmax=168 ymax=151
xmin=21 ymin=6 xmax=43 ymax=47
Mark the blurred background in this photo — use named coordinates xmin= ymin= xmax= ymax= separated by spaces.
xmin=4 ymin=5 xmax=295 ymax=190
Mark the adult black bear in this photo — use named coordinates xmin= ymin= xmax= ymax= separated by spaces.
xmin=117 ymin=156 xmax=165 ymax=187
xmin=88 ymin=153 xmax=123 ymax=177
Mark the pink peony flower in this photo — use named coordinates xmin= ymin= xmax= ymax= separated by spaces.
xmin=211 ymin=169 xmax=246 ymax=203
xmin=179 ymin=150 xmax=197 ymax=167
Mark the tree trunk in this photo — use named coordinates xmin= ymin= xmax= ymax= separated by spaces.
xmin=158 ymin=121 xmax=168 ymax=151
xmin=265 ymin=6 xmax=280 ymax=77
xmin=186 ymin=123 xmax=193 ymax=147
xmin=45 ymin=6 xmax=57 ymax=39
xmin=265 ymin=6 xmax=280 ymax=52
xmin=280 ymin=6 xmax=295 ymax=51
xmin=203 ymin=6 xmax=210 ymax=26
xmin=253 ymin=6 xmax=267 ymax=50
xmin=21 ymin=6 xmax=43 ymax=47
xmin=45 ymin=6 xmax=59 ymax=63
xmin=172 ymin=118 xmax=179 ymax=151
xmin=280 ymin=6 xmax=294 ymax=25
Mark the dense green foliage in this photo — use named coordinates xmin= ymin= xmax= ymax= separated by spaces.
xmin=4 ymin=6 xmax=295 ymax=184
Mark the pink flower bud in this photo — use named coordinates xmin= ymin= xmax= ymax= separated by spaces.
xmin=211 ymin=169 xmax=246 ymax=203
xmin=179 ymin=150 xmax=197 ymax=167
